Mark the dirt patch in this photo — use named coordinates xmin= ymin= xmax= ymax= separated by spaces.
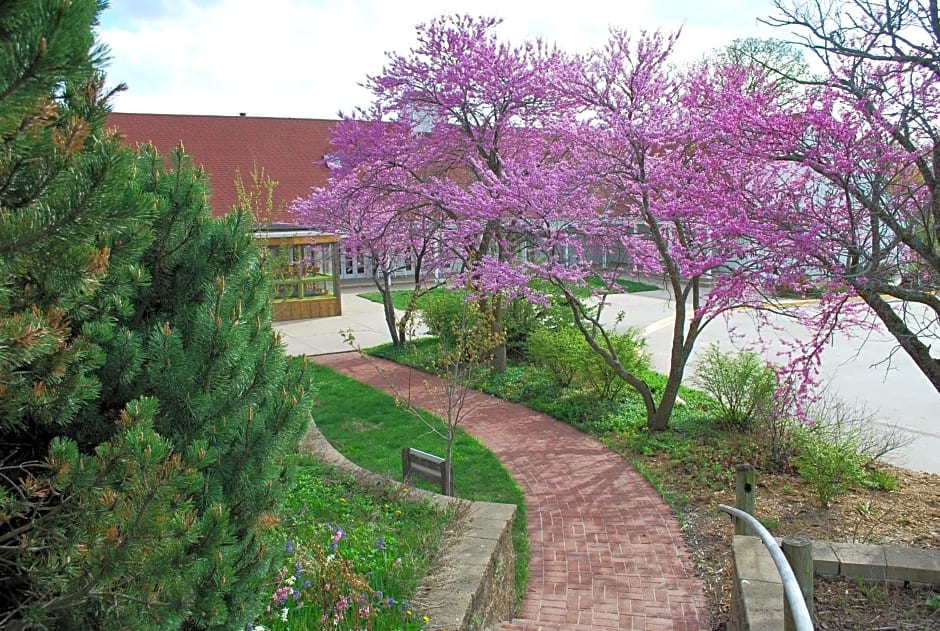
xmin=814 ymin=576 xmax=940 ymax=630
xmin=347 ymin=419 xmax=383 ymax=433
xmin=656 ymin=461 xmax=940 ymax=630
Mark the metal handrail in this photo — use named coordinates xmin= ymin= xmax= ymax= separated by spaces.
xmin=718 ymin=504 xmax=814 ymax=631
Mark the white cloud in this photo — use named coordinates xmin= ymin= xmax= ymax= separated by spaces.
xmin=98 ymin=0 xmax=780 ymax=119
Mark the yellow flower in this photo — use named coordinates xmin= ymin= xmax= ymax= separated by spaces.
xmin=406 ymin=610 xmax=413 ymax=617
xmin=339 ymin=497 xmax=346 ymax=503
xmin=423 ymin=615 xmax=430 ymax=623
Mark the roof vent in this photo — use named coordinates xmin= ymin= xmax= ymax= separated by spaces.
xmin=239 ymin=112 xmax=246 ymax=117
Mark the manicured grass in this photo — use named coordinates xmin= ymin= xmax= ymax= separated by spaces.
xmin=356 ymin=276 xmax=659 ymax=310
xmin=256 ymin=455 xmax=447 ymax=630
xmin=585 ymin=275 xmax=659 ymax=294
xmin=309 ymin=362 xmax=530 ymax=605
xmin=356 ymin=288 xmax=441 ymax=311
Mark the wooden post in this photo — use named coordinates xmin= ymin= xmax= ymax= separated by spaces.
xmin=734 ymin=464 xmax=756 ymax=535
xmin=331 ymin=240 xmax=342 ymax=313
xmin=782 ymin=534 xmax=814 ymax=631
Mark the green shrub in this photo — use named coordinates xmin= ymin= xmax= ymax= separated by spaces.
xmin=792 ymin=427 xmax=867 ymax=506
xmin=502 ymin=296 xmax=540 ymax=358
xmin=526 ymin=325 xmax=650 ymax=399
xmin=525 ymin=326 xmax=582 ymax=387
xmin=580 ymin=328 xmax=650 ymax=398
xmin=692 ymin=344 xmax=778 ymax=431
xmin=419 ymin=290 xmax=477 ymax=348
xmin=861 ymin=467 xmax=899 ymax=492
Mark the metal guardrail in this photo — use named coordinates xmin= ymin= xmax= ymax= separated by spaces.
xmin=719 ymin=504 xmax=814 ymax=631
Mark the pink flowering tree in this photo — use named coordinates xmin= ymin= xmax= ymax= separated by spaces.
xmin=296 ymin=118 xmax=449 ymax=346
xmin=299 ymin=15 xmax=878 ymax=430
xmin=524 ymin=30 xmax=825 ymax=430
xmin=295 ymin=14 xmax=575 ymax=369
xmin=755 ymin=0 xmax=940 ymax=392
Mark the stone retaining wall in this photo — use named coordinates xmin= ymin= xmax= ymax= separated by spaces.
xmin=729 ymin=535 xmax=940 ymax=630
xmin=300 ymin=423 xmax=517 ymax=630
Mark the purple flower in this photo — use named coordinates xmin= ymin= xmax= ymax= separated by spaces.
xmin=272 ymin=586 xmax=291 ymax=605
xmin=285 ymin=540 xmax=294 ymax=554
xmin=331 ymin=526 xmax=344 ymax=550
xmin=377 ymin=536 xmax=385 ymax=550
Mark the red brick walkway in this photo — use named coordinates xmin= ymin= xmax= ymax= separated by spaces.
xmin=313 ymin=352 xmax=709 ymax=630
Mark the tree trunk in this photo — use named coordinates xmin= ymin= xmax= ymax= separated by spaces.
xmin=648 ymin=360 xmax=686 ymax=431
xmin=857 ymin=285 xmax=940 ymax=393
xmin=557 ymin=282 xmax=661 ymax=422
xmin=491 ymin=318 xmax=507 ymax=373
xmin=485 ymin=293 xmax=507 ymax=373
xmin=647 ymin=277 xmax=701 ymax=431
xmin=444 ymin=431 xmax=455 ymax=497
xmin=373 ymin=268 xmax=401 ymax=346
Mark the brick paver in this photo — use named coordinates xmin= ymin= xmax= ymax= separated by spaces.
xmin=313 ymin=352 xmax=709 ymax=630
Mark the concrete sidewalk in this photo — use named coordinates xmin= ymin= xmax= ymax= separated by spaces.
xmin=274 ymin=291 xmax=423 ymax=355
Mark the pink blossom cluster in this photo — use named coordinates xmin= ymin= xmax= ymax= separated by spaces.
xmin=293 ymin=6 xmax=940 ymax=411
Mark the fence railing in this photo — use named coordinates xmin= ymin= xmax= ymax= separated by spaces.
xmin=719 ymin=502 xmax=814 ymax=631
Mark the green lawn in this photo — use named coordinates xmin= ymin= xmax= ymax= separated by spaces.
xmin=356 ymin=287 xmax=440 ymax=310
xmin=356 ymin=276 xmax=659 ymax=310
xmin=584 ymin=275 xmax=659 ymax=294
xmin=310 ymin=362 xmax=529 ymax=604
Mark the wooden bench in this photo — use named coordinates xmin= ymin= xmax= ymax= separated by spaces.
xmin=401 ymin=447 xmax=450 ymax=495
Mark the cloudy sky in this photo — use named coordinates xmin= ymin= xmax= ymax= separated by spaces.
xmin=97 ymin=0 xmax=785 ymax=120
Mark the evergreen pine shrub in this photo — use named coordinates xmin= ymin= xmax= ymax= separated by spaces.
xmin=0 ymin=3 xmax=312 ymax=627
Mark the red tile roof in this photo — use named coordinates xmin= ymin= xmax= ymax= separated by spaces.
xmin=107 ymin=113 xmax=337 ymax=225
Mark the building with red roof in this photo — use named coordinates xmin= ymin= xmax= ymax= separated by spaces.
xmin=107 ymin=112 xmax=335 ymax=225
xmin=108 ymin=112 xmax=345 ymax=319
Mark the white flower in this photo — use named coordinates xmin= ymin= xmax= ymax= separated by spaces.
xmin=281 ymin=607 xmax=289 ymax=622
xmin=285 ymin=575 xmax=296 ymax=586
